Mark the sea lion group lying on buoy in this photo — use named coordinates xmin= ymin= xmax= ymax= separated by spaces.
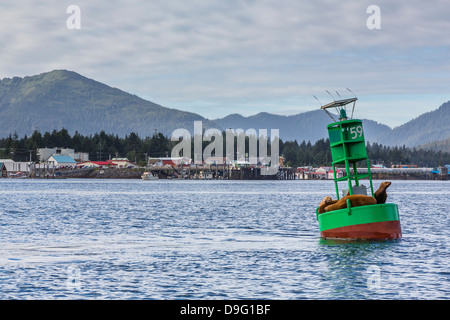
xmin=318 ymin=181 xmax=391 ymax=213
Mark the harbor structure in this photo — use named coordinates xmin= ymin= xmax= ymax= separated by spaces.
xmin=0 ymin=159 xmax=32 ymax=177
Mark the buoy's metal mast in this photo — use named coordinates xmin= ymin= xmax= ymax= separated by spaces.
xmin=321 ymin=97 xmax=374 ymax=200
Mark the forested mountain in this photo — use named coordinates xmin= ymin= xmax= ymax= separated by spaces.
xmin=0 ymin=70 xmax=448 ymax=150
xmin=213 ymin=101 xmax=449 ymax=148
xmin=376 ymin=101 xmax=450 ymax=147
xmin=212 ymin=111 xmax=392 ymax=145
xmin=417 ymin=137 xmax=450 ymax=153
xmin=0 ymin=70 xmax=217 ymax=138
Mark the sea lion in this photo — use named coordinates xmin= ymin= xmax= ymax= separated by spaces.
xmin=318 ymin=181 xmax=392 ymax=213
xmin=374 ymin=181 xmax=391 ymax=204
xmin=324 ymin=194 xmax=377 ymax=212
xmin=318 ymin=196 xmax=338 ymax=213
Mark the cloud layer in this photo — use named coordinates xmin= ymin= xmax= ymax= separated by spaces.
xmin=1 ymin=0 xmax=449 ymax=126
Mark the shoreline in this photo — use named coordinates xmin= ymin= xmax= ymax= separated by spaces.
xmin=3 ymin=167 xmax=447 ymax=181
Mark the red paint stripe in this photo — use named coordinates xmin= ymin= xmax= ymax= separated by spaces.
xmin=321 ymin=220 xmax=402 ymax=240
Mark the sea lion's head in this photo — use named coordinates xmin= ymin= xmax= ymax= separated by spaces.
xmin=380 ymin=181 xmax=391 ymax=190
xmin=319 ymin=196 xmax=333 ymax=206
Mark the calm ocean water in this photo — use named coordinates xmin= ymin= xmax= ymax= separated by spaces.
xmin=0 ymin=179 xmax=448 ymax=300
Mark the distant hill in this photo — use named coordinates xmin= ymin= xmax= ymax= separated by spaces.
xmin=376 ymin=101 xmax=450 ymax=147
xmin=0 ymin=70 xmax=448 ymax=151
xmin=213 ymin=101 xmax=450 ymax=148
xmin=213 ymin=110 xmax=393 ymax=144
xmin=214 ymin=111 xmax=329 ymax=142
xmin=0 ymin=70 xmax=217 ymax=137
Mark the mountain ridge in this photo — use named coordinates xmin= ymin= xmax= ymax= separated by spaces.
xmin=0 ymin=70 xmax=218 ymax=138
xmin=1 ymin=69 xmax=448 ymax=149
xmin=212 ymin=109 xmax=394 ymax=145
xmin=376 ymin=101 xmax=450 ymax=147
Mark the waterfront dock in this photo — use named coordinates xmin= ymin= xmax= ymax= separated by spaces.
xmin=51 ymin=165 xmax=297 ymax=180
xmin=1 ymin=160 xmax=447 ymax=180
xmin=42 ymin=165 xmax=448 ymax=180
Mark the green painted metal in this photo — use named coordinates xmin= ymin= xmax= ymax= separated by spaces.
xmin=316 ymin=99 xmax=401 ymax=236
xmin=316 ymin=203 xmax=400 ymax=231
xmin=327 ymin=119 xmax=374 ymax=199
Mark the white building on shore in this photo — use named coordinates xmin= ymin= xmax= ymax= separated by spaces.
xmin=37 ymin=147 xmax=89 ymax=163
xmin=0 ymin=159 xmax=32 ymax=177
xmin=108 ymin=158 xmax=138 ymax=168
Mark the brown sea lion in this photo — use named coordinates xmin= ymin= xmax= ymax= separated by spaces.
xmin=324 ymin=194 xmax=377 ymax=212
xmin=374 ymin=181 xmax=391 ymax=204
xmin=318 ymin=196 xmax=338 ymax=213
xmin=318 ymin=181 xmax=392 ymax=213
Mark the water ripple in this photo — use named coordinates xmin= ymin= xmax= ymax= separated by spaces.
xmin=0 ymin=179 xmax=448 ymax=299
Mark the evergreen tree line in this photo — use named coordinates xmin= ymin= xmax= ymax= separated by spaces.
xmin=280 ymin=139 xmax=450 ymax=168
xmin=0 ymin=129 xmax=448 ymax=168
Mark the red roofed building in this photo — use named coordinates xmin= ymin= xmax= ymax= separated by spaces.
xmin=328 ymin=168 xmax=344 ymax=179
xmin=315 ymin=166 xmax=331 ymax=179
xmin=315 ymin=166 xmax=345 ymax=179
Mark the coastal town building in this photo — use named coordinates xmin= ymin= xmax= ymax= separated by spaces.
xmin=37 ymin=147 xmax=89 ymax=163
xmin=107 ymin=158 xmax=138 ymax=168
xmin=76 ymin=161 xmax=117 ymax=168
xmin=315 ymin=166 xmax=331 ymax=179
xmin=296 ymin=166 xmax=345 ymax=180
xmin=150 ymin=157 xmax=192 ymax=166
xmin=327 ymin=168 xmax=343 ymax=180
xmin=48 ymin=155 xmax=77 ymax=168
xmin=37 ymin=147 xmax=73 ymax=162
xmin=0 ymin=159 xmax=32 ymax=177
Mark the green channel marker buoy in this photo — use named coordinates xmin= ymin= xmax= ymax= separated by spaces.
xmin=315 ymin=95 xmax=402 ymax=240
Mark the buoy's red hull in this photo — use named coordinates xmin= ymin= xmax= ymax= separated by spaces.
xmin=320 ymin=220 xmax=402 ymax=240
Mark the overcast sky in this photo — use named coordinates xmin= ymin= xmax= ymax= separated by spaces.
xmin=1 ymin=0 xmax=449 ymax=127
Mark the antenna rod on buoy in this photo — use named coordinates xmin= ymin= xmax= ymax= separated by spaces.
xmin=319 ymin=96 xmax=357 ymax=122
xmin=346 ymin=88 xmax=356 ymax=98
xmin=336 ymin=91 xmax=346 ymax=115
xmin=314 ymin=95 xmax=336 ymax=122
xmin=346 ymin=88 xmax=357 ymax=119
xmin=313 ymin=94 xmax=323 ymax=107
xmin=326 ymin=90 xmax=340 ymax=115
xmin=326 ymin=90 xmax=335 ymax=101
